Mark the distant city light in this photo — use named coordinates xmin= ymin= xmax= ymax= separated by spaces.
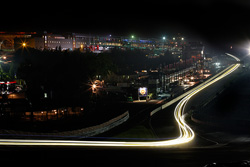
xmin=163 ymin=36 xmax=166 ymax=40
xmin=92 ymin=83 xmax=97 ymax=93
xmin=44 ymin=93 xmax=48 ymax=98
xmin=0 ymin=57 xmax=240 ymax=147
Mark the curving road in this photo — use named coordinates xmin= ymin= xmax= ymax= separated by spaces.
xmin=0 ymin=53 xmax=241 ymax=147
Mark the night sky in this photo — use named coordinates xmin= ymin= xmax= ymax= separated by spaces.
xmin=2 ymin=0 xmax=250 ymax=49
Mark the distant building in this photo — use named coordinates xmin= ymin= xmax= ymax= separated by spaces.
xmin=183 ymin=41 xmax=205 ymax=61
xmin=0 ymin=32 xmax=35 ymax=50
xmin=15 ymin=32 xmax=75 ymax=51
xmin=12 ymin=32 xmax=183 ymax=52
xmin=10 ymin=31 xmax=204 ymax=59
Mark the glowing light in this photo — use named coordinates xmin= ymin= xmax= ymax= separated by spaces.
xmin=0 ymin=54 xmax=240 ymax=147
xmin=92 ymin=84 xmax=97 ymax=93
xmin=138 ymin=87 xmax=148 ymax=97
xmin=22 ymin=43 xmax=26 ymax=47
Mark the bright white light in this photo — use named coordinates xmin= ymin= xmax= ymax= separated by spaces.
xmin=225 ymin=53 xmax=240 ymax=61
xmin=0 ymin=54 xmax=240 ymax=147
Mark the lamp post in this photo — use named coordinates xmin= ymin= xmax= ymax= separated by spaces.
xmin=162 ymin=36 xmax=166 ymax=51
xmin=131 ymin=35 xmax=134 ymax=49
xmin=92 ymin=84 xmax=97 ymax=94
xmin=248 ymin=46 xmax=250 ymax=55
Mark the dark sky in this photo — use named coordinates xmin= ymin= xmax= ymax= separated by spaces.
xmin=2 ymin=0 xmax=250 ymax=48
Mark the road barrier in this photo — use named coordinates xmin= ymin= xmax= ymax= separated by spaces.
xmin=150 ymin=63 xmax=240 ymax=116
xmin=3 ymin=111 xmax=129 ymax=138
xmin=0 ymin=54 xmax=241 ymax=147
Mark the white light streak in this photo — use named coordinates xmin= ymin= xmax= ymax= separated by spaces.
xmin=0 ymin=54 xmax=241 ymax=147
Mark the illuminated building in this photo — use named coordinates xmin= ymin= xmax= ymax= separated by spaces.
xmin=183 ymin=41 xmax=205 ymax=61
xmin=0 ymin=32 xmax=36 ymax=50
xmin=9 ymin=31 xmax=191 ymax=54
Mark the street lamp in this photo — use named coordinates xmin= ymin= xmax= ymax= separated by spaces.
xmin=162 ymin=36 xmax=166 ymax=51
xmin=247 ymin=46 xmax=250 ymax=55
xmin=92 ymin=84 xmax=97 ymax=93
xmin=22 ymin=42 xmax=26 ymax=47
xmin=131 ymin=35 xmax=135 ymax=49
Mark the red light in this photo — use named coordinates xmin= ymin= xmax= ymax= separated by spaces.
xmin=8 ymin=81 xmax=16 ymax=84
xmin=0 ymin=81 xmax=16 ymax=85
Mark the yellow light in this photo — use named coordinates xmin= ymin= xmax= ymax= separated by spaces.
xmin=0 ymin=54 xmax=240 ymax=147
xmin=22 ymin=43 xmax=26 ymax=47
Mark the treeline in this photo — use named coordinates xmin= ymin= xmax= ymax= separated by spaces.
xmin=13 ymin=48 xmax=177 ymax=109
xmin=107 ymin=48 xmax=176 ymax=74
xmin=14 ymin=48 xmax=115 ymax=108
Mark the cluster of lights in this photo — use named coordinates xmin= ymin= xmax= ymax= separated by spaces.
xmin=129 ymin=35 xmax=184 ymax=42
xmin=0 ymin=54 xmax=240 ymax=147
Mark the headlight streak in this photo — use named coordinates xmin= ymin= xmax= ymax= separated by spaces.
xmin=0 ymin=54 xmax=240 ymax=147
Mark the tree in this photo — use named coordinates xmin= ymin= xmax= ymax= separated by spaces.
xmin=14 ymin=48 xmax=115 ymax=109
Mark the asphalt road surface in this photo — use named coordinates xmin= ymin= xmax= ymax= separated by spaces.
xmin=0 ymin=54 xmax=246 ymax=166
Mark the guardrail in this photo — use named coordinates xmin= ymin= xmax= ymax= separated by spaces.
xmin=150 ymin=63 xmax=238 ymax=117
xmin=3 ymin=111 xmax=130 ymax=138
xmin=58 ymin=111 xmax=130 ymax=138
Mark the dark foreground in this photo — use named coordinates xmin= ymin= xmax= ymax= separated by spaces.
xmin=1 ymin=62 xmax=250 ymax=166
xmin=0 ymin=140 xmax=250 ymax=167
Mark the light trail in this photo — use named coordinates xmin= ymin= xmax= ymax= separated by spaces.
xmin=0 ymin=54 xmax=241 ymax=147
